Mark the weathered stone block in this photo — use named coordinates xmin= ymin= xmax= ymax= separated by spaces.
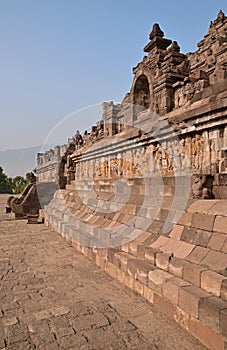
xmin=220 ymin=308 xmax=227 ymax=339
xmin=181 ymin=227 xmax=211 ymax=247
xmin=136 ymin=261 xmax=154 ymax=285
xmin=148 ymin=269 xmax=172 ymax=294
xmin=155 ymin=252 xmax=171 ymax=271
xmin=116 ymin=268 xmax=125 ymax=283
xmin=221 ymin=279 xmax=227 ymax=302
xmin=183 ymin=262 xmax=207 ymax=287
xmin=168 ymin=257 xmax=184 ymax=278
xmin=178 ymin=285 xmax=210 ymax=318
xmin=163 ymin=277 xmax=190 ymax=305
xmin=186 ymin=246 xmax=210 ymax=264
xmin=127 ymin=258 xmax=140 ymax=278
xmin=201 ymin=250 xmax=227 ymax=272
xmin=143 ymin=285 xmax=154 ymax=304
xmin=189 ymin=316 xmax=225 ymax=350
xmin=105 ymin=262 xmax=117 ymax=278
xmin=133 ymin=280 xmax=144 ymax=296
xmin=191 ymin=213 xmax=215 ymax=231
xmin=169 ymin=225 xmax=184 ymax=240
xmin=214 ymin=216 xmax=227 ymax=234
xmin=199 ymin=296 xmax=227 ymax=332
xmin=153 ymin=293 xmax=174 ymax=319
xmin=144 ymin=247 xmax=158 ymax=265
xmin=174 ymin=305 xmax=190 ymax=330
xmin=124 ymin=274 xmax=134 ymax=289
xmin=173 ymin=241 xmax=195 ymax=259
xmin=177 ymin=212 xmax=193 ymax=227
xmin=201 ymin=270 xmax=226 ymax=296
xmin=208 ymin=233 xmax=227 ymax=251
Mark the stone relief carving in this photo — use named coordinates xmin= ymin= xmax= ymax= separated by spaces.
xmin=192 ymin=175 xmax=213 ymax=199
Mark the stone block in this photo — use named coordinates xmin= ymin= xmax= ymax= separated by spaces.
xmin=168 ymin=257 xmax=184 ymax=278
xmin=163 ymin=277 xmax=190 ymax=305
xmin=124 ymin=274 xmax=134 ymax=290
xmin=127 ymin=258 xmax=139 ymax=278
xmin=144 ymin=247 xmax=158 ymax=265
xmin=221 ymin=280 xmax=227 ymax=302
xmin=186 ymin=246 xmax=210 ymax=264
xmin=156 ymin=209 xmax=169 ymax=221
xmin=156 ymin=252 xmax=170 ymax=271
xmin=209 ymin=201 xmax=227 ymax=216
xmin=136 ymin=244 xmax=145 ymax=259
xmin=105 ymin=262 xmax=117 ymax=278
xmin=214 ymin=216 xmax=227 ymax=234
xmin=72 ymin=313 xmax=109 ymax=331
xmin=147 ymin=220 xmax=164 ymax=234
xmin=199 ymin=296 xmax=227 ymax=332
xmin=161 ymin=238 xmax=182 ymax=255
xmin=191 ymin=213 xmax=215 ymax=231
xmin=107 ymin=248 xmax=119 ymax=265
xmin=128 ymin=240 xmax=139 ymax=256
xmin=153 ymin=293 xmax=174 ymax=319
xmin=150 ymin=236 xmax=170 ymax=250
xmin=114 ymin=252 xmax=130 ymax=272
xmin=133 ymin=280 xmax=144 ymax=296
xmin=173 ymin=241 xmax=195 ymax=259
xmin=208 ymin=233 xmax=227 ymax=251
xmin=220 ymin=308 xmax=227 ymax=339
xmin=136 ymin=261 xmax=154 ymax=285
xmin=116 ymin=268 xmax=125 ymax=283
xmin=201 ymin=270 xmax=226 ymax=296
xmin=177 ymin=212 xmax=193 ymax=227
xmin=222 ymin=241 xmax=227 ymax=253
xmin=181 ymin=227 xmax=211 ymax=247
xmin=187 ymin=200 xmax=218 ymax=214
xmin=169 ymin=225 xmax=184 ymax=240
xmin=174 ymin=305 xmax=190 ymax=330
xmin=148 ymin=269 xmax=172 ymax=294
xmin=178 ymin=285 xmax=210 ymax=318
xmin=183 ymin=262 xmax=207 ymax=287
xmin=136 ymin=231 xmax=151 ymax=243
xmin=201 ymin=250 xmax=227 ymax=272
xmin=143 ymin=286 xmax=154 ymax=304
xmin=121 ymin=214 xmax=134 ymax=225
xmin=95 ymin=255 xmax=106 ymax=270
xmin=189 ymin=316 xmax=225 ymax=350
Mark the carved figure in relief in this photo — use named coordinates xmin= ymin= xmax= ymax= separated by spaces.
xmin=155 ymin=144 xmax=162 ymax=172
xmin=192 ymin=175 xmax=212 ymax=199
xmin=146 ymin=144 xmax=155 ymax=173
xmin=95 ymin=160 xmax=102 ymax=177
xmin=103 ymin=160 xmax=109 ymax=177
xmin=192 ymin=135 xmax=203 ymax=171
xmin=179 ymin=139 xmax=187 ymax=170
xmin=165 ymin=141 xmax=174 ymax=171
xmin=173 ymin=140 xmax=182 ymax=171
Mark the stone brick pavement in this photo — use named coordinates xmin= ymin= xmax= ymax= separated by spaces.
xmin=0 ymin=195 xmax=207 ymax=349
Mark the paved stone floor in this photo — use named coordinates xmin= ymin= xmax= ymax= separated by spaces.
xmin=0 ymin=194 xmax=208 ymax=350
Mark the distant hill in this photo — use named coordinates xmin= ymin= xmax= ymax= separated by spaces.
xmin=0 ymin=145 xmax=51 ymax=178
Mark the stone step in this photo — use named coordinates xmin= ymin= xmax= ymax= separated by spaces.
xmin=43 ymin=188 xmax=227 ymax=350
xmin=98 ymin=246 xmax=227 ymax=346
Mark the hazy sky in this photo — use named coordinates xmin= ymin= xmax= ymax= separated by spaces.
xmin=0 ymin=1 xmax=226 ymax=151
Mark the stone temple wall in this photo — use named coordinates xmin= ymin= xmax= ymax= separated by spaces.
xmin=35 ymin=11 xmax=227 ymax=199
xmin=35 ymin=145 xmax=67 ymax=184
xmin=40 ymin=12 xmax=227 ymax=350
xmin=61 ymin=11 xmax=227 ymax=199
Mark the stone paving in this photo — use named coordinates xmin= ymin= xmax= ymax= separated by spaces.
xmin=0 ymin=194 xmax=207 ymax=350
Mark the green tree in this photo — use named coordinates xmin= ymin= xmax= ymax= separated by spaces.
xmin=0 ymin=166 xmax=13 ymax=193
xmin=12 ymin=175 xmax=27 ymax=194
